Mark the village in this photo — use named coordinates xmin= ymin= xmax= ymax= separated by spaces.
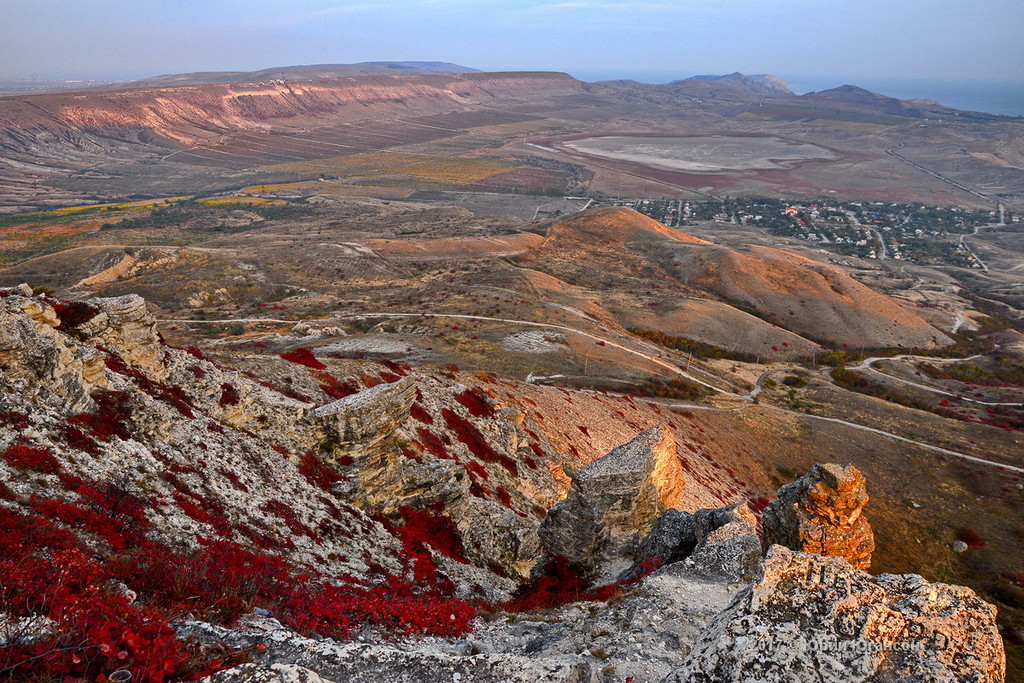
xmin=614 ymin=196 xmax=1016 ymax=268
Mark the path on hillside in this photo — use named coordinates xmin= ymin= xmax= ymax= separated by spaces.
xmin=849 ymin=353 xmax=1023 ymax=406
xmin=885 ymin=142 xmax=999 ymax=205
xmin=165 ymin=311 xmax=1021 ymax=473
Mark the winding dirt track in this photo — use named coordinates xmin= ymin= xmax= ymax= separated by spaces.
xmin=165 ymin=311 xmax=1023 ymax=474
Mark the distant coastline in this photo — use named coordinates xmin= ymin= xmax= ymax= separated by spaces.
xmin=573 ymin=68 xmax=1024 ymax=118
xmin=781 ymin=75 xmax=1024 ymax=117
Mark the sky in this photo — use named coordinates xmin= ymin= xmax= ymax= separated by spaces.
xmin=2 ymin=0 xmax=1023 ymax=87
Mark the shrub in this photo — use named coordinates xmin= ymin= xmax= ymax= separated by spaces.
xmin=394 ymin=505 xmax=469 ymax=565
xmin=442 ymin=408 xmax=518 ymax=475
xmin=956 ymin=528 xmax=986 ymax=548
xmin=454 ymin=388 xmax=496 ymax=418
xmin=298 ymin=451 xmax=345 ymax=491
xmin=280 ymin=348 xmax=326 ymax=370
xmin=219 ymin=383 xmax=240 ymax=407
xmin=503 ymin=554 xmax=620 ymax=612
xmin=2 ymin=442 xmax=61 ymax=474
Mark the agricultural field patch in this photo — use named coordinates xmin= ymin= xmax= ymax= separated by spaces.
xmin=262 ymin=152 xmax=515 ymax=184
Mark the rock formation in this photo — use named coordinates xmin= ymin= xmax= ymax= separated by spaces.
xmin=307 ymin=377 xmax=416 ymax=459
xmin=762 ymin=462 xmax=875 ymax=569
xmin=538 ymin=425 xmax=685 ymax=571
xmin=670 ymin=545 xmax=1006 ymax=683
xmin=0 ymin=289 xmax=104 ymax=413
xmin=621 ymin=501 xmax=761 ymax=584
xmin=78 ymin=294 xmax=167 ymax=380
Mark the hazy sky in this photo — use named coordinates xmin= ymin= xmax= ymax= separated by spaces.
xmin=3 ymin=0 xmax=1023 ymax=85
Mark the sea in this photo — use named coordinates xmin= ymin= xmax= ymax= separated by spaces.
xmin=572 ymin=69 xmax=1024 ymax=118
xmin=781 ymin=75 xmax=1024 ymax=118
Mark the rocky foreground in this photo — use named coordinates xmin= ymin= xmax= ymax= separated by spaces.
xmin=0 ymin=287 xmax=1006 ymax=682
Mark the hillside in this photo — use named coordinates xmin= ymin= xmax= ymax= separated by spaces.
xmin=0 ymin=286 xmax=1010 ymax=682
xmin=519 ymin=207 xmax=951 ymax=352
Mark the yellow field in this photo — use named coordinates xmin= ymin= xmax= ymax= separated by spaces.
xmin=198 ymin=196 xmax=285 ymax=206
xmin=48 ymin=196 xmax=194 ymax=216
xmin=261 ymin=152 xmax=514 ymax=184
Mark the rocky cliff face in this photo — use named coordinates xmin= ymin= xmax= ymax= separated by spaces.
xmin=0 ymin=287 xmax=1006 ymax=683
xmin=0 ymin=72 xmax=583 ymax=152
xmin=762 ymin=462 xmax=875 ymax=569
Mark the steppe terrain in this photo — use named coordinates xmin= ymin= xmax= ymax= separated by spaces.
xmin=1 ymin=68 xmax=1023 ymax=678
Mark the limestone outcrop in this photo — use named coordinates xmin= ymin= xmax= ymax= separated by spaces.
xmin=0 ymin=290 xmax=104 ymax=413
xmin=79 ymin=293 xmax=168 ymax=380
xmin=670 ymin=545 xmax=1006 ymax=683
xmin=538 ymin=425 xmax=685 ymax=570
xmin=307 ymin=378 xmax=416 ymax=459
xmin=761 ymin=462 xmax=875 ymax=569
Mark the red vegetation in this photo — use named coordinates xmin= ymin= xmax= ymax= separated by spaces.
xmin=279 ymin=347 xmax=326 ymax=370
xmin=261 ymin=500 xmax=322 ymax=543
xmin=298 ymin=451 xmax=345 ymax=491
xmin=746 ymin=496 xmax=771 ymax=514
xmin=68 ymin=390 xmax=134 ymax=443
xmin=496 ymin=486 xmax=513 ymax=508
xmin=0 ymin=410 xmax=30 ymax=429
xmin=219 ymin=383 xmax=240 ymax=407
xmin=52 ymin=300 xmax=99 ymax=334
xmin=395 ymin=505 xmax=469 ymax=565
xmin=3 ymin=442 xmax=61 ymax=474
xmin=313 ymin=371 xmax=360 ymax=400
xmin=410 ymin=401 xmax=434 ymax=424
xmin=956 ymin=528 xmax=987 ymax=548
xmin=454 ymin=388 xmax=496 ymax=418
xmin=442 ymin=408 xmax=518 ymax=475
xmin=503 ymin=554 xmax=621 ymax=612
xmin=0 ymin=469 xmax=476 ymax=682
xmin=416 ymin=428 xmax=450 ymax=459
xmin=103 ymin=350 xmax=194 ymax=418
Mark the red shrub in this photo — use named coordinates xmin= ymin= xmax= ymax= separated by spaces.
xmin=298 ymin=451 xmax=345 ymax=491
xmin=62 ymin=423 xmax=102 ymax=455
xmin=496 ymin=486 xmax=512 ymax=508
xmin=173 ymin=493 xmax=234 ymax=538
xmin=411 ymin=401 xmax=434 ymax=424
xmin=455 ymin=388 xmax=496 ymax=418
xmin=103 ymin=350 xmax=194 ymax=418
xmin=314 ymin=371 xmax=360 ymax=400
xmin=442 ymin=408 xmax=518 ymax=475
xmin=395 ymin=505 xmax=469 ymax=564
xmin=956 ymin=528 xmax=987 ymax=548
xmin=503 ymin=554 xmax=621 ymax=612
xmin=261 ymin=500 xmax=321 ymax=543
xmin=416 ymin=428 xmax=450 ymax=459
xmin=218 ymin=468 xmax=250 ymax=493
xmin=0 ymin=410 xmax=30 ymax=429
xmin=219 ymin=383 xmax=240 ymax=407
xmin=53 ymin=300 xmax=99 ymax=334
xmin=747 ymin=496 xmax=771 ymax=515
xmin=280 ymin=348 xmax=326 ymax=370
xmin=3 ymin=442 xmax=61 ymax=474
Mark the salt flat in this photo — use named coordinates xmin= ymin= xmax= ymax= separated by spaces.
xmin=561 ymin=135 xmax=837 ymax=172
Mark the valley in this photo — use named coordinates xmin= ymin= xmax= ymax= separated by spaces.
xmin=1 ymin=67 xmax=1023 ymax=681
